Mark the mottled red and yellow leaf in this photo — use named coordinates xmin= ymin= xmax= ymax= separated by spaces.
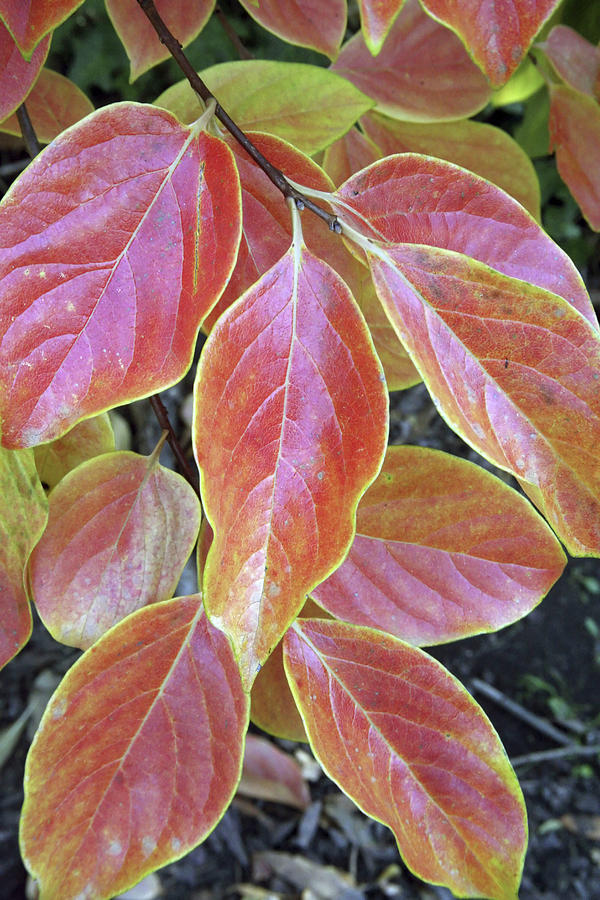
xmin=367 ymin=245 xmax=600 ymax=556
xmin=312 ymin=445 xmax=566 ymax=644
xmin=421 ymin=0 xmax=561 ymax=87
xmin=20 ymin=597 xmax=249 ymax=900
xmin=194 ymin=243 xmax=388 ymax=688
xmin=284 ymin=618 xmax=527 ymax=899
xmin=332 ymin=154 xmax=596 ymax=326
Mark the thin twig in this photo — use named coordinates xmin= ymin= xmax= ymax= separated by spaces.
xmin=470 ymin=677 xmax=574 ymax=747
xmin=512 ymin=744 xmax=600 ymax=769
xmin=16 ymin=104 xmax=41 ymax=158
xmin=215 ymin=5 xmax=253 ymax=60
xmin=149 ymin=395 xmax=200 ymax=497
xmin=136 ymin=0 xmax=341 ymax=233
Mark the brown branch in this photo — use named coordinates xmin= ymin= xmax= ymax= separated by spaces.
xmin=215 ymin=5 xmax=253 ymax=60
xmin=149 ymin=395 xmax=200 ymax=497
xmin=16 ymin=104 xmax=41 ymax=159
xmin=136 ymin=0 xmax=342 ymax=233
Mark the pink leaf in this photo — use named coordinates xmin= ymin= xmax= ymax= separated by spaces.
xmin=312 ymin=445 xmax=566 ymax=644
xmin=29 ymin=449 xmax=201 ymax=649
xmin=0 ymin=20 xmax=49 ymax=120
xmin=0 ymin=103 xmax=241 ymax=448
xmin=332 ymin=0 xmax=491 ymax=121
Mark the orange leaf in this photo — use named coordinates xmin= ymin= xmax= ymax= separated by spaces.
xmin=0 ymin=0 xmax=83 ymax=57
xmin=236 ymin=0 xmax=346 ymax=59
xmin=537 ymin=25 xmax=600 ymax=99
xmin=240 ymin=734 xmax=310 ymax=809
xmin=284 ymin=618 xmax=527 ymax=899
xmin=106 ymin=0 xmax=215 ymax=81
xmin=421 ymin=0 xmax=561 ymax=87
xmin=312 ymin=445 xmax=566 ymax=644
xmin=0 ymin=67 xmax=94 ymax=142
xmin=20 ymin=598 xmax=249 ymax=900
xmin=34 ymin=412 xmax=114 ymax=489
xmin=194 ymin=243 xmax=388 ymax=688
xmin=548 ymin=84 xmax=600 ymax=231
xmin=0 ymin=20 xmax=48 ymax=120
xmin=357 ymin=0 xmax=405 ymax=55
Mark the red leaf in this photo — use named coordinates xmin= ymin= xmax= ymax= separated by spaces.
xmin=312 ymin=445 xmax=566 ymax=645
xmin=0 ymin=103 xmax=241 ymax=449
xmin=20 ymin=597 xmax=249 ymax=900
xmin=332 ymin=154 xmax=597 ymax=326
xmin=236 ymin=0 xmax=346 ymax=59
xmin=29 ymin=448 xmax=201 ymax=649
xmin=193 ymin=244 xmax=388 ymax=688
xmin=284 ymin=618 xmax=527 ymax=899
xmin=537 ymin=25 xmax=600 ymax=99
xmin=332 ymin=0 xmax=491 ymax=121
xmin=0 ymin=0 xmax=84 ymax=57
xmin=0 ymin=20 xmax=48 ymax=120
xmin=34 ymin=412 xmax=114 ymax=489
xmin=240 ymin=734 xmax=310 ymax=809
xmin=548 ymin=84 xmax=600 ymax=232
xmin=0 ymin=447 xmax=47 ymax=669
xmin=421 ymin=0 xmax=561 ymax=87
xmin=360 ymin=111 xmax=541 ymax=220
xmin=106 ymin=0 xmax=215 ymax=81
xmin=357 ymin=0 xmax=405 ymax=55
xmin=367 ymin=244 xmax=600 ymax=556
xmin=0 ymin=67 xmax=94 ymax=142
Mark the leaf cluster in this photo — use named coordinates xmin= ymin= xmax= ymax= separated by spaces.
xmin=1 ymin=2 xmax=599 ymax=899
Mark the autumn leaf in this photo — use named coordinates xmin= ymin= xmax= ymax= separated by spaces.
xmin=194 ymin=238 xmax=388 ymax=688
xmin=312 ymin=445 xmax=566 ymax=644
xmin=20 ymin=598 xmax=249 ymax=900
xmin=0 ymin=102 xmax=241 ymax=448
xmin=284 ymin=618 xmax=527 ymax=900
xmin=29 ymin=448 xmax=201 ymax=649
